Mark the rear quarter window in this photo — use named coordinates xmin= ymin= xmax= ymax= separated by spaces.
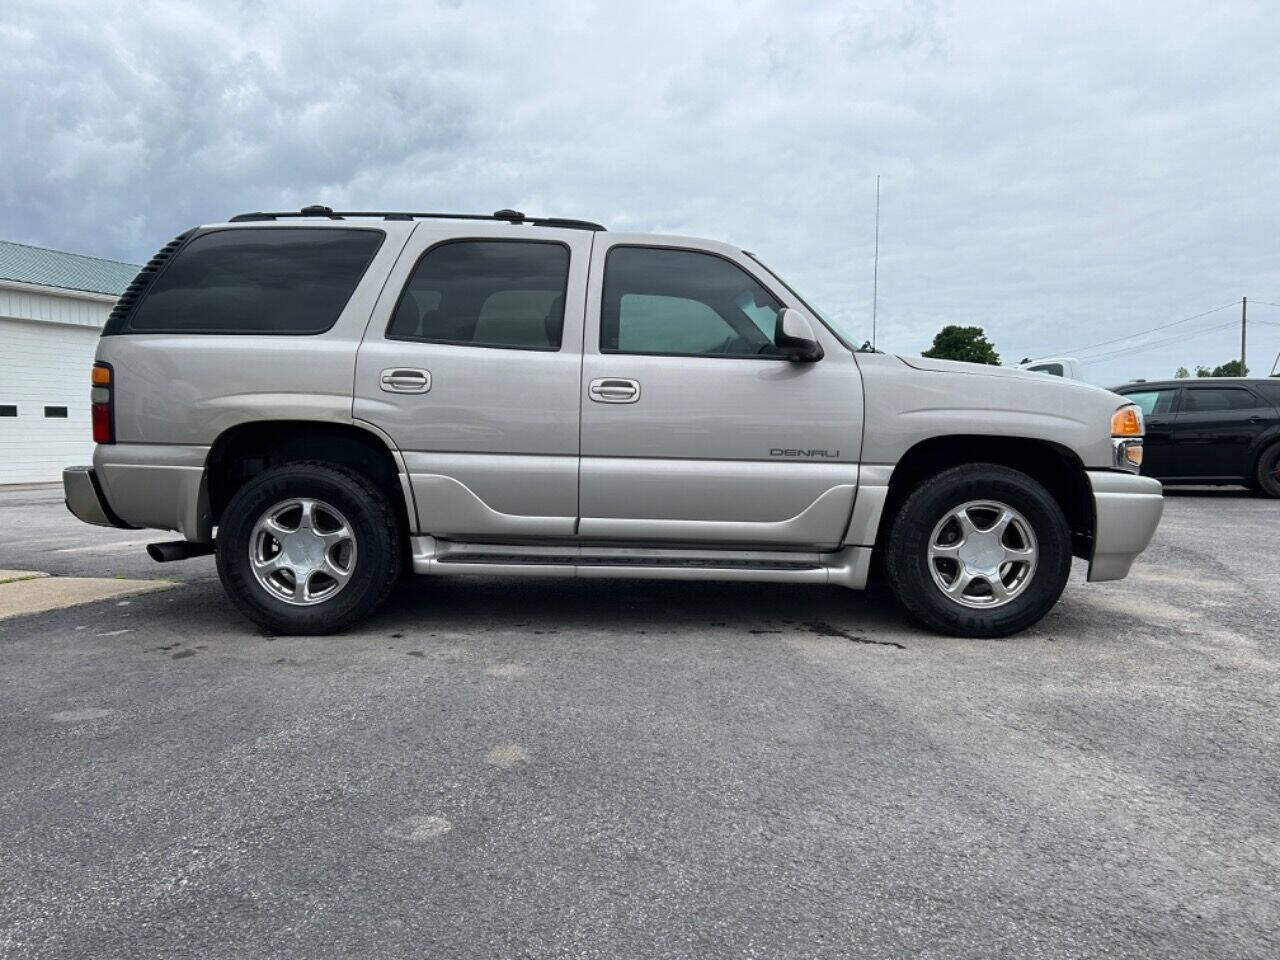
xmin=123 ymin=228 xmax=384 ymax=335
xmin=1253 ymin=381 xmax=1280 ymax=408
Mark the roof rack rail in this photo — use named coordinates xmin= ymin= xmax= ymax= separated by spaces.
xmin=227 ymin=206 xmax=606 ymax=231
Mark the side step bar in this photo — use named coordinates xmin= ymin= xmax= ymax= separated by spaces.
xmin=410 ymin=538 xmax=872 ymax=590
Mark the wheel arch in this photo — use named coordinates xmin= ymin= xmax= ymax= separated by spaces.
xmin=873 ymin=435 xmax=1094 ymax=560
xmin=205 ymin=420 xmax=416 ymax=533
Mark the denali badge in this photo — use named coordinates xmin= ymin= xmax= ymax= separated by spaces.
xmin=770 ymin=448 xmax=840 ymax=458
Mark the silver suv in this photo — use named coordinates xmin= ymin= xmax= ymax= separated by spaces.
xmin=63 ymin=206 xmax=1163 ymax=638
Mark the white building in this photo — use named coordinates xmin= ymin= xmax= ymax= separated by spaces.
xmin=0 ymin=241 xmax=139 ymax=484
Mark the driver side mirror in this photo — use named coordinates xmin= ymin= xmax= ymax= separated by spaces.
xmin=775 ymin=308 xmax=824 ymax=362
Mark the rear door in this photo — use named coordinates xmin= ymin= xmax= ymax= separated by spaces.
xmin=1119 ymin=386 xmax=1180 ymax=478
xmin=354 ymin=224 xmax=592 ymax=538
xmin=1175 ymin=384 xmax=1273 ymax=479
xmin=577 ymin=237 xmax=863 ymax=548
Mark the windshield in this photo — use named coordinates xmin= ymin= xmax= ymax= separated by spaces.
xmin=742 ymin=251 xmax=860 ymax=349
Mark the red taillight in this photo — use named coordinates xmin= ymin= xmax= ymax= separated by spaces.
xmin=92 ymin=403 xmax=113 ymax=443
xmin=91 ymin=362 xmax=114 ymax=444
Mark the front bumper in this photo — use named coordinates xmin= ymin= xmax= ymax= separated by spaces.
xmin=63 ymin=466 xmax=136 ymax=530
xmin=1087 ymin=470 xmax=1163 ymax=582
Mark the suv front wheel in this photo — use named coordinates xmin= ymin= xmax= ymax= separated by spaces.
xmin=883 ymin=464 xmax=1072 ymax=638
xmin=216 ymin=462 xmax=402 ymax=635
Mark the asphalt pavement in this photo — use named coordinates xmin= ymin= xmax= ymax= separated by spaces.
xmin=1 ymin=483 xmax=1277 ymax=959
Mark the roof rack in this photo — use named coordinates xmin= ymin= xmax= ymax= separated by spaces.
xmin=227 ymin=205 xmax=606 ymax=231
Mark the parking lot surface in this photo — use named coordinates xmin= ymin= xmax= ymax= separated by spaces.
xmin=1 ymin=483 xmax=1277 ymax=959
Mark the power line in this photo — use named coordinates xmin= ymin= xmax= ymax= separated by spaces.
xmin=1072 ymin=316 xmax=1238 ymax=359
xmin=1040 ymin=300 xmax=1240 ymax=357
xmin=1073 ymin=318 xmax=1241 ymax=363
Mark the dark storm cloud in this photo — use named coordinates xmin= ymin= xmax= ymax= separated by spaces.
xmin=3 ymin=0 xmax=1278 ymax=383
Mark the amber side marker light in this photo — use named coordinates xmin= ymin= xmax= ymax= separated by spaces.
xmin=1111 ymin=406 xmax=1142 ymax=437
xmin=91 ymin=362 xmax=114 ymax=444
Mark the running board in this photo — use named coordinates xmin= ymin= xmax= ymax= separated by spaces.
xmin=409 ymin=537 xmax=872 ymax=590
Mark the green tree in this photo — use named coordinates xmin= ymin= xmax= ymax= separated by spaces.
xmin=1193 ymin=360 xmax=1248 ymax=377
xmin=1211 ymin=360 xmax=1248 ymax=376
xmin=922 ymin=325 xmax=1000 ymax=365
xmin=1174 ymin=366 xmax=1190 ymax=378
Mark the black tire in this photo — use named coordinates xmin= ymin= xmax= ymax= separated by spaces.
xmin=882 ymin=463 xmax=1072 ymax=638
xmin=215 ymin=461 xmax=402 ymax=635
xmin=1254 ymin=443 xmax=1280 ymax=498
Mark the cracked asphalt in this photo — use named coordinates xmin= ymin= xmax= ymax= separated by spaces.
xmin=1 ymin=483 xmax=1277 ymax=959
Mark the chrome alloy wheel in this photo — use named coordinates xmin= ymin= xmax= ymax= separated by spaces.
xmin=249 ymin=498 xmax=358 ymax=606
xmin=927 ymin=500 xmax=1038 ymax=609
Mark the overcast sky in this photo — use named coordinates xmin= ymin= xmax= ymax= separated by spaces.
xmin=3 ymin=0 xmax=1278 ymax=384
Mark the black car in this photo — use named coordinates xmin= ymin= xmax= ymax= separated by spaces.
xmin=1111 ymin=378 xmax=1280 ymax=497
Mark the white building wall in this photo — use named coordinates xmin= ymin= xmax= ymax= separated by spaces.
xmin=0 ymin=281 xmax=115 ymax=484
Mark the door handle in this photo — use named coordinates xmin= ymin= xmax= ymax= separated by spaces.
xmin=588 ymin=378 xmax=641 ymax=404
xmin=379 ymin=368 xmax=431 ymax=394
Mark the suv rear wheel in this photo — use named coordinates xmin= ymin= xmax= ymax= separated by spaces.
xmin=216 ymin=462 xmax=402 ymax=635
xmin=883 ymin=464 xmax=1072 ymax=638
xmin=1254 ymin=442 xmax=1280 ymax=499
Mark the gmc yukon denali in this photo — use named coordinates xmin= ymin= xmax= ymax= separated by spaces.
xmin=63 ymin=207 xmax=1163 ymax=638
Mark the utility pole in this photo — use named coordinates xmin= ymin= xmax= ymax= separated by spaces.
xmin=1241 ymin=296 xmax=1247 ymax=374
xmin=871 ymin=175 xmax=880 ymax=350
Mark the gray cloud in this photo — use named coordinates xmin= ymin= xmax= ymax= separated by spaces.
xmin=3 ymin=0 xmax=1278 ymax=383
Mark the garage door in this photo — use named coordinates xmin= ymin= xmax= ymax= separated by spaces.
xmin=0 ymin=318 xmax=101 ymax=484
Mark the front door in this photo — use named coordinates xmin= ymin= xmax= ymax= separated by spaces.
xmin=354 ymin=224 xmax=593 ymax=538
xmin=1121 ymin=386 xmax=1181 ymax=479
xmin=578 ymin=239 xmax=863 ymax=548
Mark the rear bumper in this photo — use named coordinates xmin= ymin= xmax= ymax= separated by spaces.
xmin=1087 ymin=470 xmax=1163 ymax=582
xmin=92 ymin=444 xmax=211 ymax=540
xmin=63 ymin=466 xmax=136 ymax=530
xmin=65 ymin=445 xmax=212 ymax=540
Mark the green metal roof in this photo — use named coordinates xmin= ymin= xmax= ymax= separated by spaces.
xmin=0 ymin=240 xmax=139 ymax=296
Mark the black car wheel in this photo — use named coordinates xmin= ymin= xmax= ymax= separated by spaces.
xmin=883 ymin=464 xmax=1073 ymax=638
xmin=1255 ymin=442 xmax=1280 ymax=499
xmin=216 ymin=461 xmax=402 ymax=635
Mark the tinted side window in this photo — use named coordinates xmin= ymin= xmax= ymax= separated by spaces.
xmin=1029 ymin=363 xmax=1065 ymax=377
xmin=1124 ymin=389 xmax=1177 ymax=416
xmin=1253 ymin=381 xmax=1280 ymax=408
xmin=601 ymin=247 xmax=785 ymax=357
xmin=127 ymin=228 xmax=383 ymax=334
xmin=388 ymin=241 xmax=570 ymax=350
xmin=1182 ymin=387 xmax=1258 ymax=412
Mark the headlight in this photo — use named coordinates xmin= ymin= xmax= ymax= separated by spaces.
xmin=1111 ymin=403 xmax=1144 ymax=472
